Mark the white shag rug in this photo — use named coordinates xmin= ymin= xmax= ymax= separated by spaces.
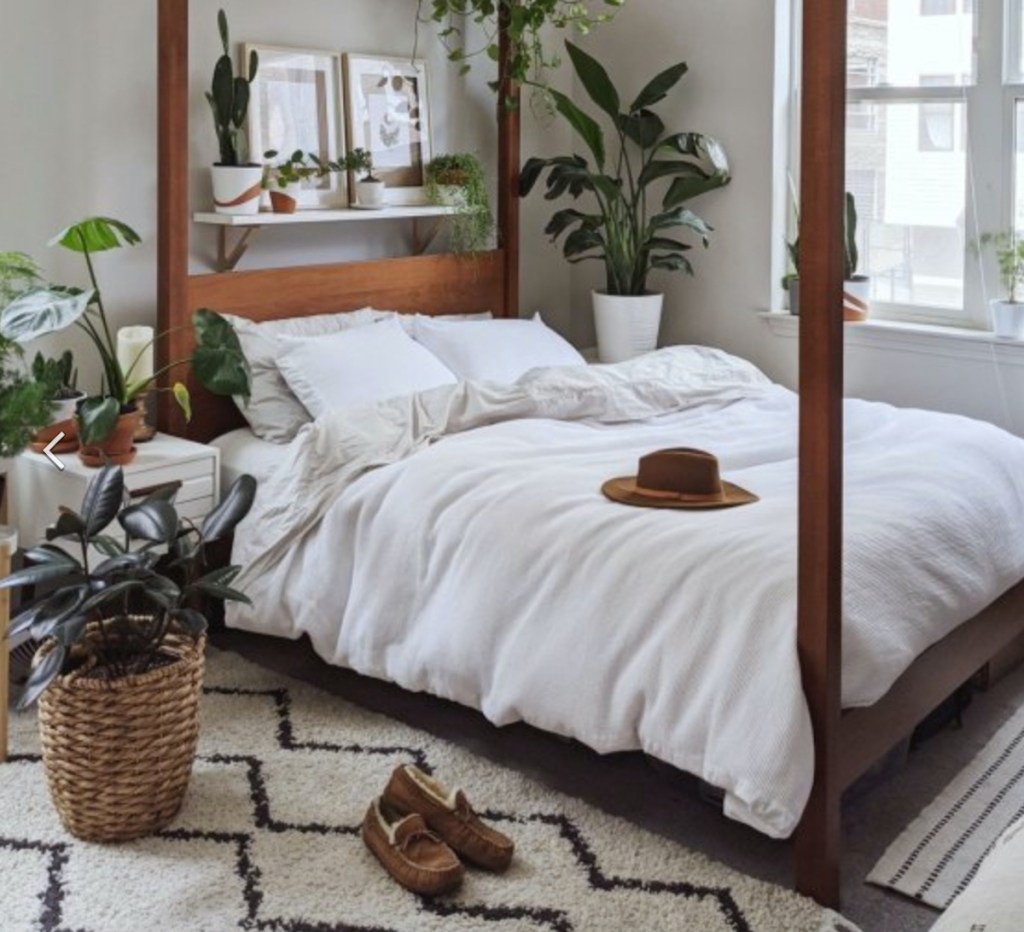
xmin=0 ymin=647 xmax=858 ymax=932
xmin=869 ymin=697 xmax=1024 ymax=909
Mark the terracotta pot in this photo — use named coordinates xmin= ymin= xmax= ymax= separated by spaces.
xmin=30 ymin=391 xmax=86 ymax=454
xmin=269 ymin=190 xmax=298 ymax=214
xmin=77 ymin=410 xmax=139 ymax=468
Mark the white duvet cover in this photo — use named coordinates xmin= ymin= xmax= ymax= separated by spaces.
xmin=227 ymin=347 xmax=1024 ymax=838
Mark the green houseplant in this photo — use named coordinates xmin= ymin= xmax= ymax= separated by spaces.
xmin=519 ymin=41 xmax=731 ymax=362
xmin=979 ymin=232 xmax=1024 ymax=339
xmin=29 ymin=350 xmax=85 ymax=454
xmin=206 ymin=9 xmax=262 ymax=215
xmin=0 ymin=464 xmax=256 ymax=841
xmin=426 ymin=153 xmax=494 ymax=253
xmin=345 ymin=148 xmax=386 ymax=209
xmin=262 ymin=149 xmax=345 ymax=214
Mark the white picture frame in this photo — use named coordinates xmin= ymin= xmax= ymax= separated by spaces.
xmin=245 ymin=44 xmax=347 ymax=210
xmin=343 ymin=54 xmax=433 ymax=206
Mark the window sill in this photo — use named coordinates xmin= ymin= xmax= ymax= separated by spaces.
xmin=759 ymin=312 xmax=1024 ymax=367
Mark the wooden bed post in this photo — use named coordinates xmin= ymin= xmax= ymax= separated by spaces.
xmin=794 ymin=0 xmax=847 ymax=908
xmin=497 ymin=1 xmax=521 ymax=318
xmin=157 ymin=0 xmax=190 ymax=434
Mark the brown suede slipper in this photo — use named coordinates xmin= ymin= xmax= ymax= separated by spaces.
xmin=362 ymin=797 xmax=464 ymax=896
xmin=382 ymin=764 xmax=514 ymax=872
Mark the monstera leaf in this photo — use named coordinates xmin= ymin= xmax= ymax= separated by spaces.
xmin=50 ymin=217 xmax=141 ymax=254
xmin=192 ymin=309 xmax=249 ymax=398
xmin=0 ymin=287 xmax=93 ymax=343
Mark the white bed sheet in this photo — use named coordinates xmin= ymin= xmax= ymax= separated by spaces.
xmin=211 ymin=428 xmax=291 ymax=488
xmin=224 ymin=347 xmax=1024 ymax=840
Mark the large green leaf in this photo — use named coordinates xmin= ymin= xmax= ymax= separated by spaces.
xmin=50 ymin=217 xmax=141 ymax=254
xmin=650 ymin=252 xmax=695 ymax=275
xmin=638 ymin=159 xmax=707 ymax=189
xmin=547 ymin=88 xmax=605 ymax=169
xmin=544 ymin=208 xmax=602 ymax=240
xmin=0 ymin=287 xmax=93 ymax=343
xmin=76 ymin=396 xmax=121 ymax=445
xmin=118 ymin=500 xmax=179 ymax=543
xmin=620 ymin=110 xmax=664 ymax=150
xmin=0 ymin=562 xmax=77 ymax=591
xmin=562 ymin=227 xmax=605 ymax=259
xmin=631 ymin=61 xmax=689 ymax=111
xmin=649 ymin=206 xmax=713 ymax=243
xmin=192 ymin=309 xmax=250 ymax=398
xmin=663 ymin=172 xmax=731 ymax=210
xmin=46 ymin=508 xmax=86 ymax=541
xmin=566 ymin=41 xmax=620 ymax=123
xmin=202 ymin=474 xmax=257 ymax=542
xmin=81 ymin=465 xmax=124 ymax=535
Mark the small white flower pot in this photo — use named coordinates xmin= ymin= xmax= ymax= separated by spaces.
xmin=355 ymin=179 xmax=387 ymax=209
xmin=843 ymin=275 xmax=871 ymax=322
xmin=211 ymin=165 xmax=264 ymax=216
xmin=991 ymin=299 xmax=1024 ymax=339
xmin=592 ymin=291 xmax=664 ymax=364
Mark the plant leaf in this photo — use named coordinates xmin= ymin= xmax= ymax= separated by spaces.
xmin=0 ymin=562 xmax=78 ymax=591
xmin=172 ymin=608 xmax=209 ymax=636
xmin=80 ymin=465 xmax=124 ymax=535
xmin=49 ymin=217 xmax=141 ymax=253
xmin=91 ymin=534 xmax=126 ymax=557
xmin=46 ymin=508 xmax=86 ymax=541
xmin=76 ymin=396 xmax=121 ymax=446
xmin=202 ymin=474 xmax=257 ymax=542
xmin=22 ymin=545 xmax=80 ymax=571
xmin=620 ymin=109 xmax=664 ymax=150
xmin=192 ymin=309 xmax=250 ymax=398
xmin=566 ymin=41 xmax=620 ymax=123
xmin=118 ymin=500 xmax=179 ymax=543
xmin=17 ymin=644 xmax=67 ymax=709
xmin=650 ymin=252 xmax=695 ymax=275
xmin=0 ymin=288 xmax=93 ymax=344
xmin=631 ymin=61 xmax=689 ymax=111
xmin=547 ymin=88 xmax=605 ymax=169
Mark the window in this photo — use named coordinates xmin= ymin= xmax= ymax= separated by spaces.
xmin=793 ymin=0 xmax=1024 ymax=328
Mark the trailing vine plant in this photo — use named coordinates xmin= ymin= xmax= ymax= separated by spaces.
xmin=416 ymin=0 xmax=627 ymax=92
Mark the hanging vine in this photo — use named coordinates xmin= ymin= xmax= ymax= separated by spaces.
xmin=416 ymin=0 xmax=626 ymax=91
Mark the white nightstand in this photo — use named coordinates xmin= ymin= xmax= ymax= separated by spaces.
xmin=9 ymin=434 xmax=220 ymax=551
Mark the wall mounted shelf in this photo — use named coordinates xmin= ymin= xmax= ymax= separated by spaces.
xmin=193 ymin=205 xmax=460 ymax=271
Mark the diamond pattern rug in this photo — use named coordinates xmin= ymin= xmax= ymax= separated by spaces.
xmin=0 ymin=647 xmax=858 ymax=932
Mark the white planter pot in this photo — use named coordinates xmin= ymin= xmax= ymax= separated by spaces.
xmin=53 ymin=391 xmax=86 ymax=424
xmin=592 ymin=291 xmax=664 ymax=364
xmin=211 ymin=165 xmax=264 ymax=216
xmin=843 ymin=275 xmax=871 ymax=321
xmin=355 ymin=179 xmax=387 ymax=209
xmin=991 ymin=299 xmax=1024 ymax=339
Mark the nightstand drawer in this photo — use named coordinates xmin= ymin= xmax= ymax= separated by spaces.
xmin=178 ymin=496 xmax=214 ymax=524
xmin=124 ymin=458 xmax=213 ymax=493
xmin=125 ymin=474 xmax=214 ymax=505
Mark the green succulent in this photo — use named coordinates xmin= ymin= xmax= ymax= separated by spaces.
xmin=205 ymin=9 xmax=259 ymax=166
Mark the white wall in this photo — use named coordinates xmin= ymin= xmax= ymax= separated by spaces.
xmin=0 ymin=0 xmax=573 ymax=396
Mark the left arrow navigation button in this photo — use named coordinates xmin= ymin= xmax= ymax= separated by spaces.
xmin=42 ymin=432 xmax=67 ymax=471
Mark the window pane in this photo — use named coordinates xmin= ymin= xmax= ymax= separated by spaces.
xmin=848 ymin=0 xmax=975 ymax=87
xmin=1016 ymin=100 xmax=1024 ymax=235
xmin=847 ymin=102 xmax=966 ymax=310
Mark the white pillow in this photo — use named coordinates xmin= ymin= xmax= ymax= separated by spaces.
xmin=276 ymin=317 xmax=458 ymax=418
xmin=225 ymin=308 xmax=395 ymax=442
xmin=411 ymin=315 xmax=585 ymax=383
xmin=395 ymin=311 xmax=493 ymax=334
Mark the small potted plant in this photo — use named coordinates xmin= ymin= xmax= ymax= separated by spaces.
xmin=520 ymin=42 xmax=730 ymax=363
xmin=30 ymin=350 xmax=85 ymax=454
xmin=980 ymin=232 xmax=1024 ymax=339
xmin=262 ymin=149 xmax=342 ymax=214
xmin=345 ymin=148 xmax=386 ymax=209
xmin=0 ymin=464 xmax=256 ymax=841
xmin=426 ymin=153 xmax=494 ymax=253
xmin=206 ymin=9 xmax=261 ymax=215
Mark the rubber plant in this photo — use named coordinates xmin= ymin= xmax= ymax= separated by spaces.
xmin=417 ymin=0 xmax=626 ymax=92
xmin=0 ymin=219 xmax=250 ymax=445
xmin=519 ymin=42 xmax=731 ymax=296
xmin=425 ymin=153 xmax=494 ymax=253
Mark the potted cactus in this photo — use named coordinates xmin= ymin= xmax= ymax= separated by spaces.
xmin=206 ymin=9 xmax=261 ymax=215
xmin=30 ymin=350 xmax=85 ymax=454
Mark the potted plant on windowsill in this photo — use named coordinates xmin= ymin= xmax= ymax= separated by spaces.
xmin=345 ymin=148 xmax=386 ymax=209
xmin=980 ymin=232 xmax=1024 ymax=339
xmin=30 ymin=350 xmax=85 ymax=454
xmin=0 ymin=464 xmax=256 ymax=842
xmin=520 ymin=42 xmax=731 ymax=363
xmin=206 ymin=9 xmax=261 ymax=216
xmin=425 ymin=153 xmax=494 ymax=253
xmin=0 ymin=218 xmax=193 ymax=467
xmin=262 ymin=149 xmax=343 ymax=214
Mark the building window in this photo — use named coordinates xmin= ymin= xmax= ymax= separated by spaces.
xmin=918 ymin=76 xmax=957 ymax=152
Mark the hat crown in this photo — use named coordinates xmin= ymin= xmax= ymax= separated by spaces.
xmin=636 ymin=448 xmax=724 ymax=501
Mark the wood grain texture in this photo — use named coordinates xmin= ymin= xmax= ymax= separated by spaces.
xmin=497 ymin=2 xmax=522 ymax=318
xmin=165 ymin=252 xmax=508 ymax=442
xmin=794 ymin=0 xmax=848 ymax=909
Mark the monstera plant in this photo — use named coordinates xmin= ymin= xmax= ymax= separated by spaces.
xmin=519 ymin=41 xmax=731 ymax=362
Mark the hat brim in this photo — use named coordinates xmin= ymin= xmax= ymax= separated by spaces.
xmin=601 ymin=476 xmax=759 ymax=509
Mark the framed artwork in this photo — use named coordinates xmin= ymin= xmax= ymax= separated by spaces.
xmin=344 ymin=54 xmax=433 ymax=205
xmin=245 ymin=45 xmax=347 ymax=209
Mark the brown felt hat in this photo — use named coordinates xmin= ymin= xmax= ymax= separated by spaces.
xmin=602 ymin=448 xmax=758 ymax=509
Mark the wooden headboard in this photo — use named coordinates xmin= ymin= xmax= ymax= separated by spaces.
xmin=155 ymin=0 xmax=521 ymax=444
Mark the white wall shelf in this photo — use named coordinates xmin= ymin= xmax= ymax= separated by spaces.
xmin=193 ymin=206 xmax=460 ymax=271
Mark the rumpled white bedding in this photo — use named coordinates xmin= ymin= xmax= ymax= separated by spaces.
xmin=227 ymin=346 xmax=1024 ymax=838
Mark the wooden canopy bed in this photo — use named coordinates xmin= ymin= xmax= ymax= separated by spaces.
xmin=152 ymin=0 xmax=1024 ymax=910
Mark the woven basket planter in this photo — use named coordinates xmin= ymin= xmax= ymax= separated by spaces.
xmin=36 ymin=622 xmax=206 ymax=843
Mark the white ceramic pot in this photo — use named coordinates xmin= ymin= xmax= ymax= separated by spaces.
xmin=843 ymin=275 xmax=871 ymax=322
xmin=592 ymin=291 xmax=664 ymax=364
xmin=211 ymin=165 xmax=264 ymax=216
xmin=355 ymin=179 xmax=387 ymax=209
xmin=991 ymin=299 xmax=1024 ymax=339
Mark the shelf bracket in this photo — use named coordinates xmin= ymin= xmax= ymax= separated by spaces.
xmin=218 ymin=226 xmax=261 ymax=272
xmin=413 ymin=218 xmax=444 ymax=256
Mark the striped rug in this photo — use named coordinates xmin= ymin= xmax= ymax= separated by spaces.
xmin=867 ymin=702 xmax=1024 ymax=909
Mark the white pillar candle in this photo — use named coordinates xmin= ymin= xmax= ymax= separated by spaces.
xmin=117 ymin=326 xmax=155 ymax=384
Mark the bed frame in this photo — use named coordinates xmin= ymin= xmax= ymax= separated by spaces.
xmin=152 ymin=0 xmax=1024 ymax=909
